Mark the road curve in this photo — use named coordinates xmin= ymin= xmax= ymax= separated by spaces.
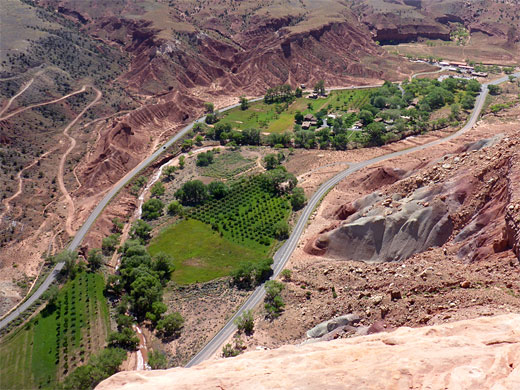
xmin=1 ymin=72 xmax=517 ymax=336
xmin=186 ymin=72 xmax=520 ymax=367
xmin=0 ymin=96 xmax=260 ymax=330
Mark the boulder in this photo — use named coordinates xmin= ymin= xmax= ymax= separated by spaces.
xmin=306 ymin=314 xmax=360 ymax=338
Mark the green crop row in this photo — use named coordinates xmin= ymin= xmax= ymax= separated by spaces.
xmin=0 ymin=272 xmax=109 ymax=390
xmin=188 ymin=176 xmax=290 ymax=248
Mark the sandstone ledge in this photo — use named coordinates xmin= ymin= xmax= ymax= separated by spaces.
xmin=97 ymin=314 xmax=520 ymax=390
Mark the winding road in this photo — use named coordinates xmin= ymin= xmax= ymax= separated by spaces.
xmin=1 ymin=71 xmax=518 ymax=356
xmin=186 ymin=72 xmax=520 ymax=366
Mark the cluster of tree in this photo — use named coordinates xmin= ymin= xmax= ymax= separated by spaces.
xmin=264 ymin=84 xmax=294 ymax=104
xmin=105 ymin=239 xmax=184 ymax=342
xmin=263 ymin=151 xmax=285 ymax=170
xmin=63 ymin=347 xmax=127 ymax=390
xmin=258 ymin=166 xmax=297 ymax=195
xmin=204 ymin=122 xmax=261 ymax=146
xmin=175 ymin=180 xmax=230 ymax=206
xmin=231 ymin=258 xmax=274 ymax=289
xmin=196 ymin=150 xmax=214 ymax=167
xmin=142 ymin=198 xmax=164 ymax=220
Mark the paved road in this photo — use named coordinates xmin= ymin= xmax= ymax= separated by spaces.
xmin=1 ymin=72 xmax=517 ymax=334
xmin=0 ymin=96 xmax=260 ymax=330
xmin=186 ymin=72 xmax=520 ymax=367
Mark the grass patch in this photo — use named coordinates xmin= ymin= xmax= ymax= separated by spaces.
xmin=199 ymin=150 xmax=255 ymax=179
xmin=0 ymin=273 xmax=109 ymax=390
xmin=148 ymin=219 xmax=266 ymax=285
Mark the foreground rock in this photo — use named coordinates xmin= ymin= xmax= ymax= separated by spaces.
xmin=97 ymin=314 xmax=520 ymax=390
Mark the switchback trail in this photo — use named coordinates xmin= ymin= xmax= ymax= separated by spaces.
xmin=57 ymin=86 xmax=102 ymax=237
xmin=0 ymin=86 xmax=88 ymax=121
xmin=2 ymin=71 xmax=518 ymax=345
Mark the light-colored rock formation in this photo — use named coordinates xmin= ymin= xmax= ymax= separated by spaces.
xmin=97 ymin=314 xmax=520 ymax=390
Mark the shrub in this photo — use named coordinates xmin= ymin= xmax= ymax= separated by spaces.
xmin=108 ymin=327 xmax=139 ymax=350
xmin=150 ymin=182 xmax=165 ymax=197
xmin=281 ymin=269 xmax=292 ymax=281
xmin=273 ymin=221 xmax=289 ymax=239
xmin=290 ymin=187 xmax=306 ymax=210
xmin=263 ymin=154 xmax=279 ymax=170
xmin=63 ymin=347 xmax=127 ymax=390
xmin=142 ymin=199 xmax=164 ymax=220
xmin=264 ymin=280 xmax=285 ymax=318
xmin=156 ymin=313 xmax=184 ymax=339
xmin=175 ymin=180 xmax=208 ymax=206
xmin=130 ymin=219 xmax=152 ymax=244
xmin=196 ymin=151 xmax=214 ymax=167
xmin=208 ymin=181 xmax=229 ymax=199
xmin=234 ymin=310 xmax=254 ymax=335
xmin=167 ymin=200 xmax=184 ymax=216
xmin=87 ymin=249 xmax=103 ymax=271
xmin=102 ymin=234 xmax=120 ymax=255
xmin=148 ymin=350 xmax=168 ymax=369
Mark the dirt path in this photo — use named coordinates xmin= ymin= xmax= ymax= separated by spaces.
xmin=0 ymin=147 xmax=58 ymax=220
xmin=0 ymin=85 xmax=87 ymax=121
xmin=0 ymin=78 xmax=35 ymax=117
xmin=57 ymin=86 xmax=102 ymax=236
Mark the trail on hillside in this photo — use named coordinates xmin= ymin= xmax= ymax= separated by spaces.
xmin=0 ymin=78 xmax=35 ymax=117
xmin=57 ymin=86 xmax=102 ymax=237
xmin=0 ymin=86 xmax=87 ymax=121
xmin=0 ymin=147 xmax=58 ymax=221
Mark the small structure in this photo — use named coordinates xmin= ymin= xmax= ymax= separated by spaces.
xmin=300 ymin=84 xmax=306 ymax=89
xmin=459 ymin=65 xmax=474 ymax=73
xmin=308 ymin=93 xmax=318 ymax=99
xmin=304 ymin=114 xmax=316 ymax=121
xmin=374 ymin=117 xmax=383 ymax=123
xmin=471 ymin=71 xmax=488 ymax=78
xmin=301 ymin=121 xmax=311 ymax=129
xmin=439 ymin=61 xmax=450 ymax=67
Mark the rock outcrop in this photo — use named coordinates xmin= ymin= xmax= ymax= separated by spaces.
xmin=97 ymin=314 xmax=520 ymax=390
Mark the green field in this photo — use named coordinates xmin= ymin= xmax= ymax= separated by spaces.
xmin=149 ymin=175 xmax=292 ymax=285
xmin=219 ymin=89 xmax=375 ymax=133
xmin=199 ymin=150 xmax=255 ymax=179
xmin=148 ymin=219 xmax=266 ymax=285
xmin=0 ymin=272 xmax=109 ymax=390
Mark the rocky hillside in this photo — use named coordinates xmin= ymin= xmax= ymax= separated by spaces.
xmin=96 ymin=314 xmax=520 ymax=390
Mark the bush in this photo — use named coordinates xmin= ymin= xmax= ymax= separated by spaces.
xmin=63 ymin=347 xmax=127 ymax=390
xmin=264 ymin=280 xmax=285 ymax=318
xmin=231 ymin=258 xmax=273 ymax=289
xmin=142 ymin=198 xmax=164 ymax=220
xmin=290 ymin=187 xmax=306 ymax=210
xmin=108 ymin=327 xmax=139 ymax=350
xmin=273 ymin=221 xmax=289 ymax=239
xmin=102 ymin=234 xmax=120 ymax=255
xmin=167 ymin=200 xmax=184 ymax=216
xmin=488 ymin=84 xmax=501 ymax=95
xmin=175 ymin=180 xmax=208 ymax=206
xmin=87 ymin=249 xmax=103 ymax=271
xmin=148 ymin=350 xmax=168 ymax=369
xmin=281 ymin=269 xmax=292 ymax=281
xmin=208 ymin=181 xmax=229 ymax=199
xmin=196 ymin=151 xmax=214 ymax=167
xmin=150 ymin=182 xmax=165 ymax=197
xmin=130 ymin=219 xmax=152 ymax=244
xmin=263 ymin=154 xmax=279 ymax=170
xmin=156 ymin=313 xmax=184 ymax=339
xmin=234 ymin=309 xmax=254 ymax=335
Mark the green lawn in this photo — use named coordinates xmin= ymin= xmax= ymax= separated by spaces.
xmin=148 ymin=219 xmax=266 ymax=285
xmin=219 ymin=88 xmax=376 ymax=133
xmin=0 ymin=273 xmax=109 ymax=390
